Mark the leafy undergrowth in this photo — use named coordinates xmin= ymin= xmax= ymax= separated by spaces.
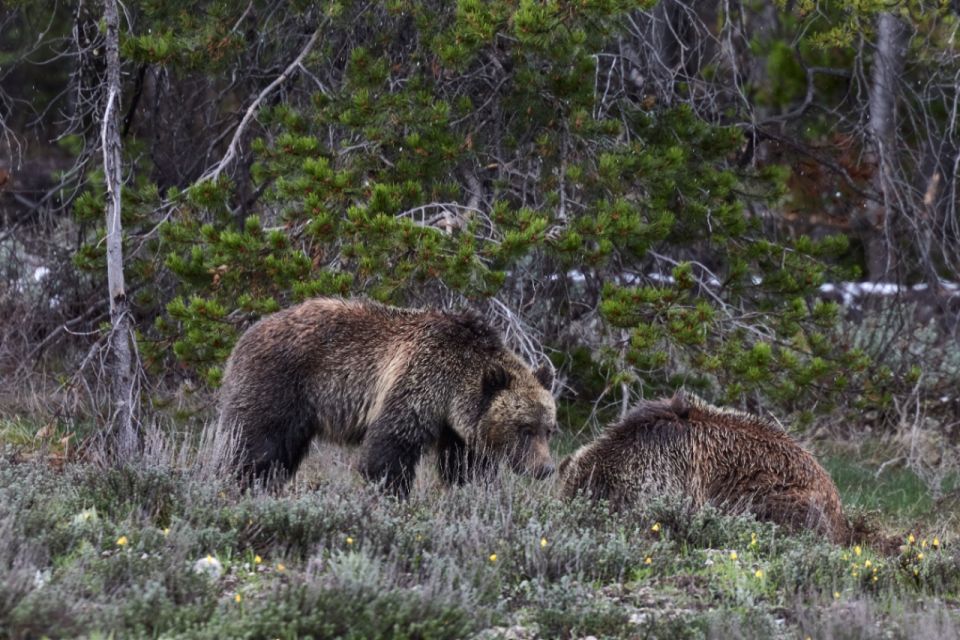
xmin=0 ymin=433 xmax=957 ymax=640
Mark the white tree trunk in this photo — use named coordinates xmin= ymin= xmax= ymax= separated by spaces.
xmin=102 ymin=0 xmax=137 ymax=459
xmin=863 ymin=12 xmax=908 ymax=281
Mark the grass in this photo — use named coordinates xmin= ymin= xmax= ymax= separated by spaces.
xmin=825 ymin=454 xmax=940 ymax=521
xmin=821 ymin=442 xmax=960 ymax=528
xmin=0 ymin=424 xmax=957 ymax=640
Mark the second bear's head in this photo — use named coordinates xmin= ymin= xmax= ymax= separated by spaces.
xmin=474 ymin=360 xmax=557 ymax=479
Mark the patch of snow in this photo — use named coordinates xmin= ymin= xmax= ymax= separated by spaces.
xmin=33 ymin=266 xmax=50 ymax=282
xmin=858 ymin=281 xmax=901 ymax=295
xmin=820 ymin=280 xmax=960 ymax=303
xmin=647 ymin=272 xmax=675 ymax=285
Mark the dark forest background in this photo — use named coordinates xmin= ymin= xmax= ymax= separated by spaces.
xmin=1 ymin=0 xmax=958 ymax=463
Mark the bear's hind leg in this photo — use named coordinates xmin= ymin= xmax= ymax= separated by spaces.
xmin=240 ymin=407 xmax=318 ymax=489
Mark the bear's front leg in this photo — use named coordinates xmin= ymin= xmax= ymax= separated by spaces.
xmin=436 ymin=426 xmax=494 ymax=486
xmin=360 ymin=415 xmax=430 ymax=498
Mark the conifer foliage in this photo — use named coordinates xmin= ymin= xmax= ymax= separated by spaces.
xmin=72 ymin=1 xmax=870 ymax=412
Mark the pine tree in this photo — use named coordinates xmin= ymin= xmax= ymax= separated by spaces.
xmin=139 ymin=0 xmax=868 ymax=417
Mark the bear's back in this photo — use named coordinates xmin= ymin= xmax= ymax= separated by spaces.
xmin=673 ymin=394 xmax=848 ymax=542
xmin=230 ymin=298 xmax=502 ymax=365
xmin=220 ymin=297 xmax=514 ymax=439
xmin=560 ymin=393 xmax=848 ymax=542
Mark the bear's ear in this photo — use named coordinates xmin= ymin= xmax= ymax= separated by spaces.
xmin=481 ymin=365 xmax=512 ymax=398
xmin=533 ymin=364 xmax=554 ymax=390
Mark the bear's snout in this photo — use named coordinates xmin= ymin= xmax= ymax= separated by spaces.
xmin=516 ymin=436 xmax=555 ymax=479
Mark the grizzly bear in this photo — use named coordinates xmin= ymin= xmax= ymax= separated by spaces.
xmin=218 ymin=297 xmax=558 ymax=496
xmin=558 ymin=393 xmax=849 ymax=543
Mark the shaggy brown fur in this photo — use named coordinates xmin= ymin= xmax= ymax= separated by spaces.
xmin=218 ymin=297 xmax=557 ymax=496
xmin=558 ymin=393 xmax=849 ymax=543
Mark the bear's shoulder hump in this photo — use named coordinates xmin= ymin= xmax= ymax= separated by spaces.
xmin=440 ymin=309 xmax=503 ymax=351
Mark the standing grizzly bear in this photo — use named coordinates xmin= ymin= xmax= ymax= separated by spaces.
xmin=218 ymin=297 xmax=557 ymax=496
xmin=558 ymin=393 xmax=849 ymax=543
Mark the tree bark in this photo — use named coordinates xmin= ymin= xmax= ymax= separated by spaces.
xmin=862 ymin=12 xmax=908 ymax=281
xmin=102 ymin=0 xmax=137 ymax=459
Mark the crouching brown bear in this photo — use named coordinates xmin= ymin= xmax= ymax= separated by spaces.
xmin=558 ymin=393 xmax=849 ymax=543
xmin=218 ymin=297 xmax=558 ymax=496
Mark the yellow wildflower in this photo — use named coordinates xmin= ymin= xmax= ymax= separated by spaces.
xmin=234 ymin=594 xmax=242 ymax=603
xmin=162 ymin=528 xmax=170 ymax=536
xmin=754 ymin=569 xmax=764 ymax=578
xmin=873 ymin=575 xmax=878 ymax=583
xmin=854 ymin=545 xmax=862 ymax=557
xmin=346 ymin=536 xmax=354 ymax=545
xmin=116 ymin=535 xmax=128 ymax=547
xmin=908 ymin=533 xmax=916 ymax=544
xmin=276 ymin=563 xmax=286 ymax=572
xmin=833 ymin=591 xmax=841 ymax=600
xmin=933 ymin=537 xmax=940 ymax=548
xmin=254 ymin=555 xmax=262 ymax=564
xmin=644 ymin=556 xmax=652 ymax=565
xmin=540 ymin=537 xmax=548 ymax=548
xmin=489 ymin=553 xmax=497 ymax=563
xmin=750 ymin=533 xmax=758 ymax=547
xmin=921 ymin=539 xmax=928 ymax=549
xmin=917 ymin=552 xmax=924 ymax=560
xmin=913 ymin=568 xmax=919 ymax=576
xmin=651 ymin=522 xmax=661 ymax=533
xmin=729 ymin=551 xmax=738 ymax=561
xmin=864 ymin=560 xmax=872 ymax=568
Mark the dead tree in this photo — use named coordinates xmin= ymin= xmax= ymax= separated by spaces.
xmin=861 ymin=12 xmax=908 ymax=281
xmin=101 ymin=0 xmax=137 ymax=459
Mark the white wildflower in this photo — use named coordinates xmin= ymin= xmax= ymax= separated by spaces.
xmin=193 ymin=554 xmax=223 ymax=579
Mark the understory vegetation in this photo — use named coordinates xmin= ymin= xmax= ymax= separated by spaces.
xmin=0 ymin=428 xmax=957 ymax=640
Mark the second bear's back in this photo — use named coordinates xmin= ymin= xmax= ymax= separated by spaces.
xmin=559 ymin=394 xmax=848 ymax=542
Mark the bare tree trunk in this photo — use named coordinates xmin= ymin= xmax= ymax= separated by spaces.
xmin=862 ymin=12 xmax=908 ymax=281
xmin=102 ymin=0 xmax=137 ymax=459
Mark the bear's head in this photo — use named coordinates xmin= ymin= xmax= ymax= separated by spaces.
xmin=475 ymin=361 xmax=557 ymax=478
